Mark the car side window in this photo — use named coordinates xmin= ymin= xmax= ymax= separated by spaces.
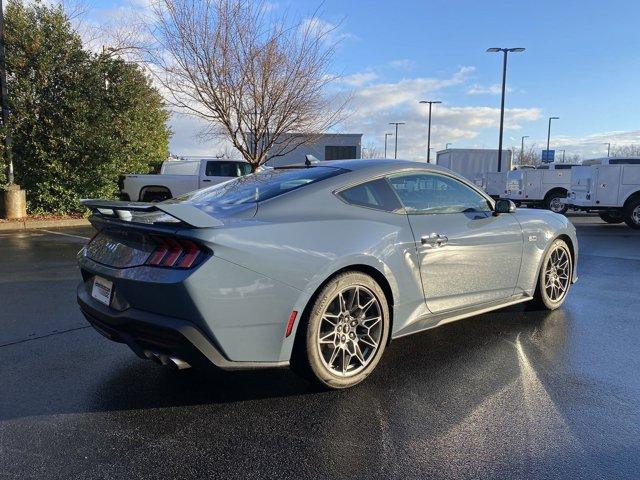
xmin=387 ymin=172 xmax=492 ymax=214
xmin=338 ymin=178 xmax=402 ymax=212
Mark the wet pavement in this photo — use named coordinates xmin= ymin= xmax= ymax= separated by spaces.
xmin=1 ymin=217 xmax=639 ymax=479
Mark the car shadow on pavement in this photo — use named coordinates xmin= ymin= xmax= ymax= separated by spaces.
xmin=83 ymin=305 xmax=571 ymax=415
xmin=0 ymin=303 xmax=573 ymax=436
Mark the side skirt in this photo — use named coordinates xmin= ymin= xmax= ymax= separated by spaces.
xmin=391 ymin=294 xmax=533 ymax=340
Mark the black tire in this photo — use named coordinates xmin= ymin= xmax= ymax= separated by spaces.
xmin=623 ymin=196 xmax=640 ymax=229
xmin=291 ymin=271 xmax=390 ymax=389
xmin=532 ymin=239 xmax=573 ymax=310
xmin=544 ymin=191 xmax=568 ymax=215
xmin=598 ymin=211 xmax=624 ymax=224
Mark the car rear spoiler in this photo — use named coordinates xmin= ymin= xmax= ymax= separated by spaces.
xmin=80 ymin=199 xmax=224 ymax=228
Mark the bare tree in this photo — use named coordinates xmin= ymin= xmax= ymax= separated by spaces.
xmin=361 ymin=142 xmax=379 ymax=159
xmin=611 ymin=145 xmax=640 ymax=157
xmin=514 ymin=144 xmax=540 ymax=167
xmin=144 ymin=0 xmax=349 ymax=171
xmin=564 ymin=153 xmax=581 ymax=163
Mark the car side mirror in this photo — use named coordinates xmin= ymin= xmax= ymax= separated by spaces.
xmin=494 ymin=199 xmax=516 ymax=215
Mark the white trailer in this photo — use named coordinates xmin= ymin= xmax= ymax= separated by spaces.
xmin=565 ymin=157 xmax=640 ymax=228
xmin=504 ymin=163 xmax=579 ymax=214
xmin=436 ymin=149 xmax=512 ymax=192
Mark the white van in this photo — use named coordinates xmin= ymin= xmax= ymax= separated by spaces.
xmin=565 ymin=157 xmax=640 ymax=228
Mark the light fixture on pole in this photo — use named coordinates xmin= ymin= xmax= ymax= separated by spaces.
xmin=546 ymin=116 xmax=559 ymax=152
xmin=445 ymin=142 xmax=452 ymax=150
xmin=419 ymin=100 xmax=441 ymax=163
xmin=486 ymin=47 xmax=525 ymax=172
xmin=384 ymin=133 xmax=393 ymax=158
xmin=388 ymin=122 xmax=405 ymax=159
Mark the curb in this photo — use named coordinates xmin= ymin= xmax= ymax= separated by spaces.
xmin=0 ymin=218 xmax=90 ymax=231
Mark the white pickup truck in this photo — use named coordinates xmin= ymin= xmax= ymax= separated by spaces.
xmin=504 ymin=163 xmax=579 ymax=214
xmin=119 ymin=158 xmax=253 ymax=202
xmin=564 ymin=157 xmax=640 ymax=228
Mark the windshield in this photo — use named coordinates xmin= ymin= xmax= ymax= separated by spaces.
xmin=174 ymin=166 xmax=347 ymax=206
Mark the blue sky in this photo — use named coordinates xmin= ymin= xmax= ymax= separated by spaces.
xmin=86 ymin=0 xmax=640 ymax=159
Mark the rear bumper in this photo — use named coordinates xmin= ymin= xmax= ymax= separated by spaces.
xmin=77 ymin=284 xmax=289 ymax=370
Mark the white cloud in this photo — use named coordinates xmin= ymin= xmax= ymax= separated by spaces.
xmin=338 ymin=71 xmax=378 ymax=87
xmin=168 ymin=114 xmax=230 ymax=157
xmin=299 ymin=17 xmax=358 ymax=45
xmin=466 ymin=83 xmax=512 ymax=95
xmin=334 ymin=67 xmax=541 ymax=160
xmin=388 ymin=59 xmax=416 ymax=71
xmin=345 ymin=66 xmax=474 ymax=113
xmin=525 ymin=130 xmax=640 ymax=159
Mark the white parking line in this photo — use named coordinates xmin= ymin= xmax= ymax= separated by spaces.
xmin=39 ymin=229 xmax=91 ymax=240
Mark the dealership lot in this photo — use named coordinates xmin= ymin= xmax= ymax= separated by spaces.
xmin=1 ymin=216 xmax=639 ymax=479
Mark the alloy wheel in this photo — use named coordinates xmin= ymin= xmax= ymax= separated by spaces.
xmin=317 ymin=286 xmax=383 ymax=377
xmin=544 ymin=244 xmax=571 ymax=302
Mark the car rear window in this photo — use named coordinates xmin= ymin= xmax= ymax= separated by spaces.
xmin=176 ymin=166 xmax=347 ymax=205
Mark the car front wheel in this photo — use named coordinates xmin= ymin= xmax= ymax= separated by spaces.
xmin=292 ymin=272 xmax=389 ymax=389
xmin=533 ymin=239 xmax=573 ymax=310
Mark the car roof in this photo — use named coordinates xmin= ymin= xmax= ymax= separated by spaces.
xmin=285 ymin=158 xmax=451 ymax=175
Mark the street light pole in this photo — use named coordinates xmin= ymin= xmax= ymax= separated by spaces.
xmin=520 ymin=135 xmax=529 ymax=163
xmin=487 ymin=47 xmax=525 ymax=172
xmin=0 ymin=0 xmax=13 ymax=184
xmin=604 ymin=142 xmax=611 ymax=156
xmin=419 ymin=100 xmax=441 ymax=163
xmin=384 ymin=133 xmax=392 ymax=158
xmin=445 ymin=142 xmax=452 ymax=150
xmin=389 ymin=122 xmax=405 ymax=159
xmin=546 ymin=116 xmax=559 ymax=153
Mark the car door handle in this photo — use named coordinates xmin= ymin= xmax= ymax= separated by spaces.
xmin=202 ymin=179 xmax=212 ymax=182
xmin=421 ymin=233 xmax=448 ymax=247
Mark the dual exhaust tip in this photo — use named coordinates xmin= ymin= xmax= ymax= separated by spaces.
xmin=144 ymin=350 xmax=191 ymax=370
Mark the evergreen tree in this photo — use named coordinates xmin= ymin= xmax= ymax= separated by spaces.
xmin=4 ymin=0 xmax=170 ymax=213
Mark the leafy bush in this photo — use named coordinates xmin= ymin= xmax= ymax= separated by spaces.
xmin=4 ymin=0 xmax=170 ymax=214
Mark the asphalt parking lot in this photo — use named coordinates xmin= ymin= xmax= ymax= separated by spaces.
xmin=1 ymin=216 xmax=639 ymax=479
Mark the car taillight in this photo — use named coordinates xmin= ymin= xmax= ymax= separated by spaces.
xmin=146 ymin=236 xmax=204 ymax=269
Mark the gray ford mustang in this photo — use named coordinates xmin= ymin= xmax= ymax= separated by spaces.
xmin=77 ymin=159 xmax=578 ymax=389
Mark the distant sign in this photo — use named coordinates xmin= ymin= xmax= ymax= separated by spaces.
xmin=541 ymin=149 xmax=555 ymax=163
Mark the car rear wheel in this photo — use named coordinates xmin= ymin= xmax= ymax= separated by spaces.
xmin=598 ymin=211 xmax=624 ymax=224
xmin=292 ymin=272 xmax=389 ymax=389
xmin=623 ymin=197 xmax=640 ymax=229
xmin=545 ymin=191 xmax=568 ymax=215
xmin=533 ymin=239 xmax=573 ymax=310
